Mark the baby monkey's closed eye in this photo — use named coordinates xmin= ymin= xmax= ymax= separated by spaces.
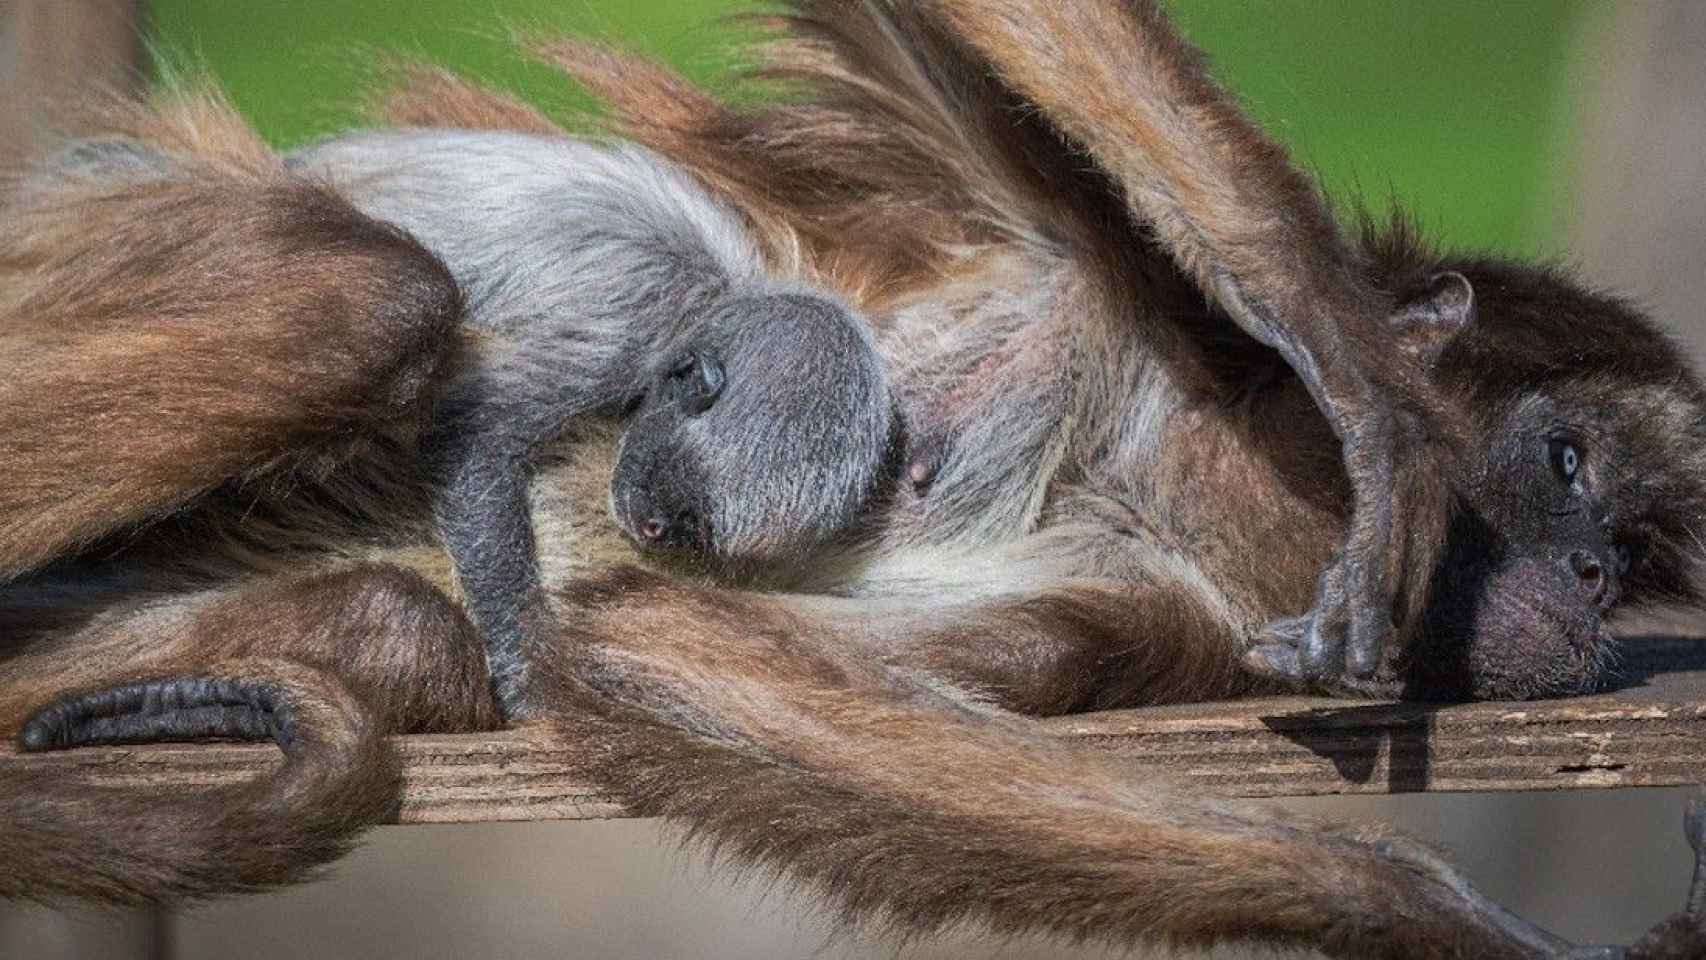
xmin=668 ymin=350 xmax=724 ymax=415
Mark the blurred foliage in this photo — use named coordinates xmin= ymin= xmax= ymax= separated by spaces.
xmin=147 ymin=0 xmax=1592 ymax=255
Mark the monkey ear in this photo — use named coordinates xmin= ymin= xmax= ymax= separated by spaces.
xmin=1392 ymin=271 xmax=1475 ymax=365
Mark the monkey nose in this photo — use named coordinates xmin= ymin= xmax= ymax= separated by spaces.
xmin=635 ymin=510 xmax=705 ymax=549
xmin=1569 ymin=551 xmax=1609 ymax=606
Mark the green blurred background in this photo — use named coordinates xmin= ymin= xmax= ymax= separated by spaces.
xmin=145 ymin=0 xmax=1594 ymax=257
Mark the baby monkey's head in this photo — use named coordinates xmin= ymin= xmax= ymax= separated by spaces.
xmin=610 ymin=290 xmax=896 ymax=576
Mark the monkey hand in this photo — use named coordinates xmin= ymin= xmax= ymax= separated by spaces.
xmin=1244 ymin=402 xmax=1427 ymax=697
xmin=1244 ymin=274 xmax=1475 ymax=698
xmin=1539 ymin=795 xmax=1706 ymax=958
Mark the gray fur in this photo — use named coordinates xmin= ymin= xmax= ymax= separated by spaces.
xmin=291 ymin=131 xmax=896 ymax=713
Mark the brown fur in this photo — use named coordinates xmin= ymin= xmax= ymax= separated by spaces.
xmin=2 ymin=2 xmax=1704 ymax=957
xmin=0 ymin=565 xmax=496 ymax=903
xmin=537 ymin=566 xmax=1543 ymax=959
xmin=0 ymin=91 xmax=459 ymax=582
xmin=368 ymin=64 xmax=562 ymax=136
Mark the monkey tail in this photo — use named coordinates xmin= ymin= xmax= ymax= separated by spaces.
xmin=0 ymin=660 xmax=399 ymax=903
xmin=540 ymin=569 xmax=1564 ymax=960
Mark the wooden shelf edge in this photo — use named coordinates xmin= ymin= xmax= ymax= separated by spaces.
xmin=6 ymin=670 xmax=1706 ymax=822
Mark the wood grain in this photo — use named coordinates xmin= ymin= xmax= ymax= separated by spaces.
xmin=4 ymin=636 xmax=1702 ymax=823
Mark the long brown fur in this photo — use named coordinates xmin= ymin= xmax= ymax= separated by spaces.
xmin=3 ymin=2 xmax=1705 ymax=957
xmin=0 ymin=90 xmax=460 ymax=582
xmin=0 ymin=565 xmax=497 ymax=902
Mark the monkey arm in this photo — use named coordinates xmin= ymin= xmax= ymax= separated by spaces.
xmin=430 ymin=436 xmax=549 ymax=719
xmin=424 ymin=342 xmax=634 ymax=721
xmin=540 ymin=567 xmax=1700 ymax=960
xmin=920 ymin=0 xmax=1443 ymax=693
xmin=0 ymin=138 xmax=459 ymax=582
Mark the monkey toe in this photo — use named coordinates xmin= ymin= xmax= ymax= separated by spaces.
xmin=18 ymin=678 xmax=290 ymax=752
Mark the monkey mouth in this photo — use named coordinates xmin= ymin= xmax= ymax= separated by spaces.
xmin=1575 ymin=624 xmax=1622 ymax=692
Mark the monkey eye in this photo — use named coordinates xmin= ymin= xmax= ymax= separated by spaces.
xmin=668 ymin=350 xmax=725 ymax=415
xmin=1548 ymin=437 xmax=1583 ymax=488
xmin=1610 ymin=543 xmax=1634 ymax=576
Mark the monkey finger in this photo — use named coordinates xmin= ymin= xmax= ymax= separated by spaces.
xmin=1243 ymin=619 xmax=1309 ymax=683
xmin=1249 ymin=604 xmax=1405 ymax=698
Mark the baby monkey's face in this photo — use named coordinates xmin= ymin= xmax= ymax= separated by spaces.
xmin=609 ymin=292 xmax=895 ymax=576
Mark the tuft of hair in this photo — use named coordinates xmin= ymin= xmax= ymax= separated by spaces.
xmin=30 ymin=82 xmax=278 ymax=183
xmin=520 ymin=2 xmax=1137 ymax=308
xmin=366 ymin=63 xmax=565 ymax=137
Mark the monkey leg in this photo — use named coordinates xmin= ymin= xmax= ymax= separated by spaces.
xmin=535 ymin=567 xmax=1642 ymax=960
xmin=0 ymin=564 xmax=498 ymax=903
xmin=0 ymin=127 xmax=460 ymax=580
xmin=0 ymin=659 xmax=397 ymax=903
xmin=0 ymin=563 xmax=500 ymax=737
xmin=919 ymin=0 xmax=1452 ymax=692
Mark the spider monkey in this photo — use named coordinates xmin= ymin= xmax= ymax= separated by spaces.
xmin=288 ymin=127 xmax=898 ymax=711
xmin=5 ymin=1 xmax=1706 ymax=957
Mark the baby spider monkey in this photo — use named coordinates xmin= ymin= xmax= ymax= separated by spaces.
xmin=291 ymin=129 xmax=900 ymax=712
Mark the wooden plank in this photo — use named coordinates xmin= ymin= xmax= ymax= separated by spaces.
xmin=2 ymin=635 xmax=1702 ymax=822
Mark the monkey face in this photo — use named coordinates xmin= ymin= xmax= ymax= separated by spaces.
xmin=609 ymin=292 xmax=896 ymax=575
xmin=1406 ymin=410 xmax=1630 ymax=700
xmin=1391 ymin=259 xmax=1706 ymax=699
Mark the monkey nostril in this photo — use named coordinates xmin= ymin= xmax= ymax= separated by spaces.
xmin=640 ymin=518 xmax=669 ymax=541
xmin=1569 ymin=551 xmax=1607 ymax=604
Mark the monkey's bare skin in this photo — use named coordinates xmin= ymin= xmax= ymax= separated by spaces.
xmin=6 ymin=2 xmax=1706 ymax=957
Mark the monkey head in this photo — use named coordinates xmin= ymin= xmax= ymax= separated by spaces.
xmin=609 ymin=290 xmax=896 ymax=575
xmin=1368 ymin=237 xmax=1706 ymax=700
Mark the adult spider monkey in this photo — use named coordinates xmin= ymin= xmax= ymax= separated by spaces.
xmin=5 ymin=1 xmax=1706 ymax=957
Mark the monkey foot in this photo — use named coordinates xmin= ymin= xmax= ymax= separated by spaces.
xmin=18 ymin=677 xmax=292 ymax=752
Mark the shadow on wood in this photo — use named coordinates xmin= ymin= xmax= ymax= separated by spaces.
xmin=1252 ymin=636 xmax=1706 ymax=793
xmin=2 ymin=635 xmax=1702 ymax=821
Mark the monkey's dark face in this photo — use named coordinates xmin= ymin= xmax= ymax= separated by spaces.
xmin=609 ymin=292 xmax=895 ymax=575
xmin=1392 ymin=258 xmax=1706 ymax=700
xmin=1410 ymin=398 xmax=1639 ymax=699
